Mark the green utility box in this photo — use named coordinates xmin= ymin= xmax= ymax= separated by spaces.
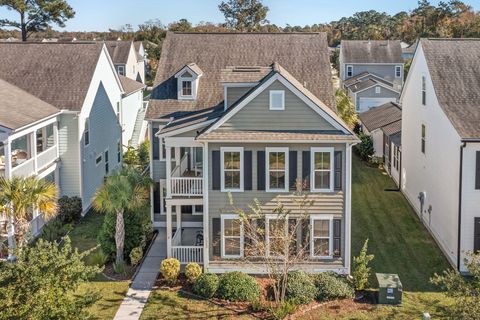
xmin=376 ymin=273 xmax=403 ymax=305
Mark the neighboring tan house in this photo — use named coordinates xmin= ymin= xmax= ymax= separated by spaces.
xmin=0 ymin=42 xmax=125 ymax=213
xmin=401 ymin=38 xmax=480 ymax=273
xmin=359 ymin=102 xmax=402 ymax=186
xmin=147 ymin=32 xmax=358 ymax=275
xmin=105 ymin=41 xmax=146 ymax=84
xmin=339 ymin=40 xmax=404 ymax=112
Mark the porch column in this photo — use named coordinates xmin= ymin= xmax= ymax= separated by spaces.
xmin=166 ymin=146 xmax=172 ymax=198
xmin=31 ymin=132 xmax=37 ymax=174
xmin=53 ymin=121 xmax=59 ymax=158
xmin=4 ymin=139 xmax=12 ymax=179
xmin=174 ymin=147 xmax=181 ymax=167
xmin=176 ymin=205 xmax=181 ymax=236
xmin=166 ymin=204 xmax=172 ymax=258
xmin=344 ymin=143 xmax=353 ymax=274
xmin=202 ymin=143 xmax=210 ymax=269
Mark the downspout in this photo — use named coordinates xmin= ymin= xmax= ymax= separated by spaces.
xmin=457 ymin=141 xmax=466 ymax=271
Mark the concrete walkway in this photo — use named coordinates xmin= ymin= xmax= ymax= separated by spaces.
xmin=114 ymin=229 xmax=166 ymax=320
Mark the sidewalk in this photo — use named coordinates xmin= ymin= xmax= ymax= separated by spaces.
xmin=114 ymin=229 xmax=166 ymax=320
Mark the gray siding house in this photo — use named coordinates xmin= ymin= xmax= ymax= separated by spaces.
xmin=340 ymin=40 xmax=404 ymax=112
xmin=147 ymin=32 xmax=358 ymax=274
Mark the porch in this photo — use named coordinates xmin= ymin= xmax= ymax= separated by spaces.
xmin=171 ymin=227 xmax=204 ymax=264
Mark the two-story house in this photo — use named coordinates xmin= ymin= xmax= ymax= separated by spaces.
xmin=105 ymin=41 xmax=146 ymax=84
xmin=147 ymin=32 xmax=358 ymax=274
xmin=401 ymin=38 xmax=480 ymax=273
xmin=0 ymin=42 xmax=125 ymax=214
xmin=340 ymin=40 xmax=404 ymax=113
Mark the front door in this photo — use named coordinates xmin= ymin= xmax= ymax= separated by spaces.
xmin=474 ymin=218 xmax=480 ymax=253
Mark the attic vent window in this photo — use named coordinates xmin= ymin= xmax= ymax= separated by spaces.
xmin=270 ymin=90 xmax=285 ymax=110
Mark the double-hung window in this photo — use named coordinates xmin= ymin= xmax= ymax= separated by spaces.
xmin=104 ymin=149 xmax=109 ymax=174
xmin=221 ymin=147 xmax=243 ymax=192
xmin=221 ymin=214 xmax=243 ymax=258
xmin=311 ymin=147 xmax=334 ymax=192
xmin=395 ymin=66 xmax=402 ymax=78
xmin=84 ymin=118 xmax=90 ymax=147
xmin=421 ymin=76 xmax=427 ymax=105
xmin=266 ymin=147 xmax=288 ymax=192
xmin=346 ymin=65 xmax=353 ymax=78
xmin=266 ymin=215 xmax=288 ymax=258
xmin=421 ymin=124 xmax=426 ymax=154
xmin=182 ymin=80 xmax=192 ymax=96
xmin=310 ymin=215 xmax=333 ymax=259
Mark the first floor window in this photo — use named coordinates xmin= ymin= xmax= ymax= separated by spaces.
xmin=266 ymin=216 xmax=288 ymax=257
xmin=311 ymin=216 xmax=333 ymax=258
xmin=266 ymin=147 xmax=288 ymax=192
xmin=221 ymin=147 xmax=243 ymax=191
xmin=104 ymin=150 xmax=109 ymax=174
xmin=221 ymin=214 xmax=243 ymax=258
xmin=393 ymin=145 xmax=400 ymax=170
xmin=311 ymin=147 xmax=334 ymax=192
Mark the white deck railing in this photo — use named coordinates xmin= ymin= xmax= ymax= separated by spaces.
xmin=29 ymin=214 xmax=46 ymax=237
xmin=172 ymin=246 xmax=203 ymax=264
xmin=170 ymin=177 xmax=203 ymax=196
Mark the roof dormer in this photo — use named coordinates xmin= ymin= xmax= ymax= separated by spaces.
xmin=175 ymin=63 xmax=203 ymax=100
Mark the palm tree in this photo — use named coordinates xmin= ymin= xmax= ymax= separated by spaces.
xmin=0 ymin=176 xmax=58 ymax=258
xmin=93 ymin=168 xmax=150 ymax=265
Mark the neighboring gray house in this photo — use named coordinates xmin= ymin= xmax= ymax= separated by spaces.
xmin=147 ymin=32 xmax=358 ymax=275
xmin=339 ymin=40 xmax=404 ymax=112
xmin=105 ymin=41 xmax=146 ymax=84
xmin=0 ymin=42 xmax=125 ymax=213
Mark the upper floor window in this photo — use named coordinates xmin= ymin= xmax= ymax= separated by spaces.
xmin=475 ymin=151 xmax=480 ymax=190
xmin=84 ymin=118 xmax=90 ymax=147
xmin=117 ymin=65 xmax=125 ymax=76
xmin=266 ymin=147 xmax=288 ymax=192
xmin=221 ymin=147 xmax=243 ymax=192
xmin=175 ymin=65 xmax=202 ymax=100
xmin=117 ymin=140 xmax=121 ymax=163
xmin=311 ymin=216 xmax=333 ymax=259
xmin=269 ymin=90 xmax=285 ymax=110
xmin=346 ymin=65 xmax=353 ymax=78
xmin=422 ymin=76 xmax=427 ymax=105
xmin=421 ymin=124 xmax=426 ymax=154
xmin=182 ymin=80 xmax=193 ymax=97
xmin=311 ymin=147 xmax=334 ymax=192
xmin=104 ymin=149 xmax=109 ymax=174
xmin=375 ymin=87 xmax=381 ymax=94
xmin=221 ymin=214 xmax=244 ymax=258
xmin=395 ymin=66 xmax=402 ymax=78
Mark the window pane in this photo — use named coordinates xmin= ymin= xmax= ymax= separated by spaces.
xmin=269 ymin=219 xmax=285 ymax=234
xmin=269 ymin=171 xmax=285 ymax=189
xmin=314 ymin=171 xmax=330 ymax=189
xmin=225 ymin=238 xmax=240 ymax=255
xmin=225 ymin=171 xmax=240 ymax=189
xmin=314 ymin=220 xmax=330 ymax=237
xmin=224 ymin=152 xmax=240 ymax=169
xmin=269 ymin=238 xmax=284 ymax=256
xmin=314 ymin=239 xmax=330 ymax=256
xmin=269 ymin=152 xmax=285 ymax=170
xmin=315 ymin=152 xmax=330 ymax=170
xmin=224 ymin=219 xmax=240 ymax=237
xmin=182 ymin=81 xmax=192 ymax=96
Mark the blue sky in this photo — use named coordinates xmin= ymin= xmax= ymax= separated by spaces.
xmin=1 ymin=0 xmax=479 ymax=32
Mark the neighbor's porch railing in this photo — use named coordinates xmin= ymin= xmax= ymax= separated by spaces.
xmin=170 ymin=177 xmax=203 ymax=196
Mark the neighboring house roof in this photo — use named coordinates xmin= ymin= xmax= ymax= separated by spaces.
xmin=148 ymin=32 xmax=336 ymax=119
xmin=105 ymin=41 xmax=132 ymax=64
xmin=402 ymin=42 xmax=417 ymax=55
xmin=343 ymin=72 xmax=393 ymax=88
xmin=0 ymin=78 xmax=59 ymax=130
xmin=0 ymin=42 xmax=104 ymax=111
xmin=381 ymin=119 xmax=402 ymax=137
xmin=346 ymin=77 xmax=397 ymax=94
xmin=341 ymin=40 xmax=403 ymax=64
xmin=421 ymin=38 xmax=480 ymax=139
xmin=359 ymin=101 xmax=402 ymax=132
xmin=119 ymin=75 xmax=145 ymax=95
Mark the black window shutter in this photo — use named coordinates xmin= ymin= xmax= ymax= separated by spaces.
xmin=244 ymin=151 xmax=252 ymax=190
xmin=334 ymin=151 xmax=343 ymax=191
xmin=302 ymin=151 xmax=311 ymax=190
xmin=212 ymin=218 xmax=221 ymax=258
xmin=212 ymin=151 xmax=220 ymax=190
xmin=289 ymin=151 xmax=297 ymax=190
xmin=333 ymin=219 xmax=341 ymax=257
xmin=153 ymin=182 xmax=161 ymax=214
xmin=474 ymin=218 xmax=480 ymax=252
xmin=476 ymin=151 xmax=480 ymax=190
xmin=301 ymin=219 xmax=310 ymax=256
xmin=257 ymin=151 xmax=266 ymax=190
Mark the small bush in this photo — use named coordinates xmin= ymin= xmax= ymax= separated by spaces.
xmin=352 ymin=239 xmax=374 ymax=291
xmin=193 ymin=273 xmax=219 ymax=298
xmin=216 ymin=272 xmax=260 ymax=302
xmin=284 ymin=271 xmax=317 ymax=305
xmin=185 ymin=262 xmax=202 ymax=283
xmin=160 ymin=258 xmax=180 ymax=283
xmin=313 ymin=272 xmax=354 ymax=302
xmin=86 ymin=249 xmax=108 ymax=267
xmin=268 ymin=301 xmax=297 ymax=320
xmin=356 ymin=133 xmax=374 ymax=161
xmin=57 ymin=196 xmax=83 ymax=224
xmin=129 ymin=247 xmax=143 ymax=266
xmin=113 ymin=261 xmax=126 ymax=275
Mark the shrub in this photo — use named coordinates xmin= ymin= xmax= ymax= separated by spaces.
xmin=352 ymin=239 xmax=374 ymax=291
xmin=193 ymin=273 xmax=219 ymax=298
xmin=129 ymin=246 xmax=143 ymax=266
xmin=313 ymin=272 xmax=354 ymax=302
xmin=216 ymin=272 xmax=260 ymax=302
xmin=40 ymin=219 xmax=73 ymax=242
xmin=284 ymin=271 xmax=317 ymax=305
xmin=356 ymin=133 xmax=374 ymax=161
xmin=57 ymin=196 xmax=83 ymax=224
xmin=160 ymin=258 xmax=180 ymax=283
xmin=113 ymin=261 xmax=126 ymax=275
xmin=185 ymin=262 xmax=202 ymax=283
xmin=268 ymin=301 xmax=297 ymax=320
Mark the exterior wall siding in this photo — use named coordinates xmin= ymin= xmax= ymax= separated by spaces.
xmin=226 ymin=86 xmax=252 ymax=108
xmin=58 ymin=113 xmax=81 ymax=197
xmin=355 ymin=85 xmax=399 ymax=108
xmin=343 ymin=64 xmax=404 ymax=88
xmin=121 ymin=90 xmax=143 ymax=145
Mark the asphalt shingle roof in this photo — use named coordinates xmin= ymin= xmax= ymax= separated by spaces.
xmin=0 ymin=42 xmax=104 ymax=111
xmin=421 ymin=38 xmax=480 ymax=139
xmin=197 ymin=130 xmax=355 ymax=142
xmin=148 ymin=32 xmax=336 ymax=119
xmin=341 ymin=40 xmax=403 ymax=64
xmin=119 ymin=75 xmax=145 ymax=96
xmin=359 ymin=101 xmax=402 ymax=132
xmin=105 ymin=41 xmax=132 ymax=64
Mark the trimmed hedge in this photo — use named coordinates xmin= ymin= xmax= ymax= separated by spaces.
xmin=160 ymin=258 xmax=180 ymax=283
xmin=216 ymin=272 xmax=260 ymax=302
xmin=193 ymin=273 xmax=219 ymax=298
xmin=285 ymin=271 xmax=317 ymax=305
xmin=313 ymin=272 xmax=354 ymax=302
xmin=185 ymin=262 xmax=202 ymax=283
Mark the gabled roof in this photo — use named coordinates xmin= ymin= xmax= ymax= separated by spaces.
xmin=421 ymin=38 xmax=480 ymax=139
xmin=175 ymin=63 xmax=204 ymax=78
xmin=359 ymin=101 xmax=402 ymax=132
xmin=119 ymin=75 xmax=145 ymax=96
xmin=381 ymin=120 xmax=402 ymax=137
xmin=148 ymin=32 xmax=336 ymax=119
xmin=343 ymin=72 xmax=393 ymax=88
xmin=0 ymin=42 xmax=104 ymax=111
xmin=0 ymin=79 xmax=59 ymax=130
xmin=346 ymin=77 xmax=397 ymax=94
xmin=105 ymin=41 xmax=133 ymax=64
xmin=341 ymin=40 xmax=403 ymax=64
xmin=220 ymin=66 xmax=271 ymax=83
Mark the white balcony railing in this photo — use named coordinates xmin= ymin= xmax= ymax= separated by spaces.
xmin=36 ymin=146 xmax=58 ymax=172
xmin=172 ymin=246 xmax=204 ymax=264
xmin=29 ymin=214 xmax=46 ymax=237
xmin=170 ymin=177 xmax=203 ymax=196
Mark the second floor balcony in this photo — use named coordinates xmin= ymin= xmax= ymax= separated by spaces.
xmin=166 ymin=143 xmax=204 ymax=198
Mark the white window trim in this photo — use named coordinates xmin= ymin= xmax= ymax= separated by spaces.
xmin=160 ymin=179 xmax=166 ymax=215
xmin=310 ymin=214 xmax=334 ymax=259
xmin=311 ymin=147 xmax=335 ymax=192
xmin=180 ymin=79 xmax=193 ymax=99
xmin=375 ymin=86 xmax=381 ymax=94
xmin=395 ymin=66 xmax=402 ymax=78
xmin=177 ymin=70 xmax=197 ymax=100
xmin=421 ymin=75 xmax=427 ymax=106
xmin=84 ymin=118 xmax=90 ymax=147
xmin=269 ymin=90 xmax=285 ymax=110
xmin=220 ymin=147 xmax=244 ymax=192
xmin=266 ymin=147 xmax=289 ymax=192
xmin=221 ymin=214 xmax=244 ymax=259
xmin=421 ymin=124 xmax=426 ymax=155
xmin=265 ymin=214 xmax=289 ymax=259
xmin=346 ymin=65 xmax=353 ymax=78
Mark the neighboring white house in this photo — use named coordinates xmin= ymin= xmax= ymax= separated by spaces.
xmin=401 ymin=38 xmax=480 ymax=273
xmin=105 ymin=41 xmax=146 ymax=84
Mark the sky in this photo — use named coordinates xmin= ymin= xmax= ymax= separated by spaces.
xmin=0 ymin=0 xmax=479 ymax=32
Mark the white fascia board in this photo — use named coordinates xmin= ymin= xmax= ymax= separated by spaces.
xmin=354 ymin=82 xmax=400 ymax=95
xmin=156 ymin=119 xmax=216 ymax=138
xmin=196 ymin=138 xmax=360 ymax=144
